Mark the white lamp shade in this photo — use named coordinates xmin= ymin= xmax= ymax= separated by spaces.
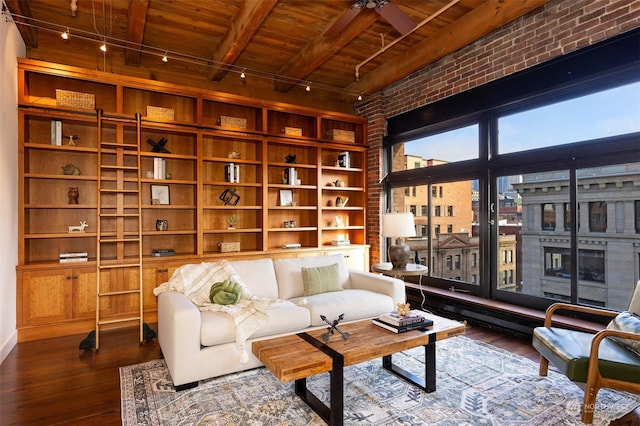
xmin=382 ymin=212 xmax=416 ymax=238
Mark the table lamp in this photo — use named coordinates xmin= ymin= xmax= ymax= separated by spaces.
xmin=383 ymin=212 xmax=416 ymax=269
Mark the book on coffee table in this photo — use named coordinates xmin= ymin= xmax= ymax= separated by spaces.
xmin=379 ymin=310 xmax=426 ymax=326
xmin=372 ymin=317 xmax=433 ymax=333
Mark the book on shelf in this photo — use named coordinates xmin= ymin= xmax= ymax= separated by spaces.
xmin=153 ymin=157 xmax=166 ymax=179
xmin=225 ymin=163 xmax=240 ymax=183
xmin=50 ymin=120 xmax=62 ymax=145
xmin=59 ymin=251 xmax=88 ymax=258
xmin=59 ymin=254 xmax=88 ymax=263
xmin=372 ymin=317 xmax=433 ymax=333
xmin=379 ymin=309 xmax=427 ymax=326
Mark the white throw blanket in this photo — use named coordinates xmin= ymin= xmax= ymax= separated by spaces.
xmin=153 ymin=260 xmax=289 ymax=363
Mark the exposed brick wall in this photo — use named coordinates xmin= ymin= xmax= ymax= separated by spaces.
xmin=356 ymin=0 xmax=640 ymax=266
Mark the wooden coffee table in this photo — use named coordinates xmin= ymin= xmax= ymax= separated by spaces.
xmin=252 ymin=311 xmax=465 ymax=426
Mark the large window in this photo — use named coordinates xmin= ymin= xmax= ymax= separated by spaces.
xmin=382 ymin=31 xmax=640 ymax=311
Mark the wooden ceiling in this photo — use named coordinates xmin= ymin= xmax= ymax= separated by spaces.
xmin=5 ymin=0 xmax=548 ymax=110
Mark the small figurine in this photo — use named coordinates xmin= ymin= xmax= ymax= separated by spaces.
xmin=227 ymin=150 xmax=241 ymax=159
xmin=68 ymin=187 xmax=79 ymax=204
xmin=64 ymin=135 xmax=79 ymax=146
xmin=62 ymin=164 xmax=81 ymax=175
xmin=285 ymin=154 xmax=296 ymax=163
xmin=68 ymin=220 xmax=88 ymax=233
xmin=397 ymin=303 xmax=411 ymax=317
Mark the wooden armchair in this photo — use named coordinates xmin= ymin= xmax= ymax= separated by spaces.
xmin=532 ymin=285 xmax=640 ymax=424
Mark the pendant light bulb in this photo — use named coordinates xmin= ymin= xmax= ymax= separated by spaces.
xmin=357 ymin=94 xmax=363 ymax=101
xmin=61 ymin=28 xmax=69 ymax=40
xmin=99 ymin=42 xmax=107 ymax=52
xmin=305 ymin=82 xmax=311 ymax=92
xmin=162 ymin=52 xmax=168 ymax=62
xmin=240 ymin=69 xmax=246 ymax=79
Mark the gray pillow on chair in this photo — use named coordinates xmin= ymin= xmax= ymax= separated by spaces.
xmin=606 ymin=311 xmax=640 ymax=356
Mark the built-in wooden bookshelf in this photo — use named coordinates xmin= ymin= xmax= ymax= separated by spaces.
xmin=16 ymin=58 xmax=368 ymax=341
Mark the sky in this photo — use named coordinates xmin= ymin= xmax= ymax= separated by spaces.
xmin=404 ymin=81 xmax=640 ymax=162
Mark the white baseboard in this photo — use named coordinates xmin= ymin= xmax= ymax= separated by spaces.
xmin=0 ymin=330 xmax=17 ymax=365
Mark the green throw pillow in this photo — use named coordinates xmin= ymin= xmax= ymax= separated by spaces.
xmin=301 ymin=263 xmax=342 ymax=296
xmin=606 ymin=311 xmax=640 ymax=356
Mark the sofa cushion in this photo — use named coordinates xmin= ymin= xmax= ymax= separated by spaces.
xmin=293 ymin=289 xmax=395 ymax=326
xmin=229 ymin=258 xmax=279 ymax=299
xmin=606 ymin=311 xmax=640 ymax=356
xmin=200 ymin=304 xmax=311 ymax=347
xmin=302 ymin=263 xmax=342 ymax=296
xmin=274 ymin=254 xmax=350 ymax=299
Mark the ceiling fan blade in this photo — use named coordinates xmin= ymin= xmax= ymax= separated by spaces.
xmin=376 ymin=1 xmax=416 ymax=35
xmin=325 ymin=4 xmax=363 ymax=37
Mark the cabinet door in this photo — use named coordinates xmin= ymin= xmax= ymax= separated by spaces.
xmin=142 ymin=262 xmax=182 ymax=311
xmin=328 ymin=247 xmax=367 ymax=271
xmin=72 ymin=267 xmax=99 ymax=319
xmin=21 ymin=269 xmax=72 ymax=325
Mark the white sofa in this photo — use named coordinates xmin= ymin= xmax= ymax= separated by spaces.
xmin=157 ymin=254 xmax=405 ymax=389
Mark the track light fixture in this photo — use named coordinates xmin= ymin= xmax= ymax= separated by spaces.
xmin=99 ymin=41 xmax=107 ymax=52
xmin=240 ymin=69 xmax=246 ymax=79
xmin=162 ymin=52 xmax=168 ymax=62
xmin=61 ymin=28 xmax=69 ymax=40
xmin=357 ymin=94 xmax=363 ymax=101
xmin=305 ymin=82 xmax=311 ymax=92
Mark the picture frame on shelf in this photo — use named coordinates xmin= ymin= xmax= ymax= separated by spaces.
xmin=151 ymin=184 xmax=170 ymax=205
xmin=279 ymin=189 xmax=293 ymax=206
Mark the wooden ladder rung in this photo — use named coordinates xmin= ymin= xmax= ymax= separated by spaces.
xmin=98 ymin=289 xmax=141 ymax=296
xmin=98 ymin=262 xmax=142 ymax=270
xmin=98 ymin=316 xmax=141 ymax=326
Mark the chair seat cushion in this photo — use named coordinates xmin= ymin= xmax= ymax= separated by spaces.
xmin=532 ymin=327 xmax=640 ymax=383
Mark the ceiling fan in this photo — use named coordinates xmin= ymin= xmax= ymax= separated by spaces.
xmin=326 ymin=0 xmax=416 ymax=37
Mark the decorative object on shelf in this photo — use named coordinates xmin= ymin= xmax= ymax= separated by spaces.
xmin=284 ymin=220 xmax=297 ymax=228
xmin=328 ymin=129 xmax=355 ymax=143
xmin=383 ymin=212 xmax=417 ymax=269
xmin=55 ymin=89 xmax=95 ymax=110
xmin=334 ymin=178 xmax=345 ymax=187
xmin=284 ymin=127 xmax=302 ymax=136
xmin=150 ymin=184 xmax=170 ymax=205
xmin=218 ymin=188 xmax=240 ymax=206
xmin=146 ymin=105 xmax=175 ymax=121
xmin=320 ymin=313 xmax=350 ymax=342
xmin=331 ymin=239 xmax=350 ymax=246
xmin=326 ymin=181 xmax=335 ymax=187
xmin=226 ymin=215 xmax=238 ymax=229
xmin=338 ymin=151 xmax=351 ymax=168
xmin=67 ymin=187 xmax=79 ymax=204
xmin=327 ymin=199 xmax=333 ymax=206
xmin=64 ymin=134 xmax=79 ymax=146
xmin=67 ymin=221 xmax=88 ymax=233
xmin=217 ymin=241 xmax=241 ymax=253
xmin=151 ymin=249 xmax=175 ymax=257
xmin=279 ymin=189 xmax=293 ymax=206
xmin=219 ymin=115 xmax=247 ymax=129
xmin=284 ymin=167 xmax=297 ymax=185
xmin=335 ymin=196 xmax=349 ymax=207
xmin=334 ymin=216 xmax=344 ymax=227
xmin=61 ymin=163 xmax=81 ymax=175
xmin=147 ymin=137 xmax=170 ymax=153
xmin=51 ymin=119 xmax=62 ymax=145
xmin=285 ymin=153 xmax=296 ymax=163
xmin=155 ymin=219 xmax=168 ymax=231
xmin=227 ymin=150 xmax=241 ymax=159
xmin=397 ymin=302 xmax=411 ymax=317
xmin=414 ymin=251 xmax=421 ymax=265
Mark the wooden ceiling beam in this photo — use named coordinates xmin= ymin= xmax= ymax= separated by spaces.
xmin=274 ymin=13 xmax=378 ymax=93
xmin=4 ymin=0 xmax=38 ymax=48
xmin=208 ymin=0 xmax=278 ymax=81
xmin=124 ymin=0 xmax=149 ymax=66
xmin=347 ymin=0 xmax=549 ymax=95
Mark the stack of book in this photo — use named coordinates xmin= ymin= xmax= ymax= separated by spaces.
xmin=59 ymin=252 xmax=88 ymax=263
xmin=372 ymin=310 xmax=433 ymax=333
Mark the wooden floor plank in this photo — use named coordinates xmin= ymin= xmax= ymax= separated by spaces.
xmin=0 ymin=323 xmax=638 ymax=425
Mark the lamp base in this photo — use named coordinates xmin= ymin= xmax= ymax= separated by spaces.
xmin=388 ymin=243 xmax=410 ymax=269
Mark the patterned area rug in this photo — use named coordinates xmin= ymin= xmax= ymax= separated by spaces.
xmin=120 ymin=336 xmax=639 ymax=425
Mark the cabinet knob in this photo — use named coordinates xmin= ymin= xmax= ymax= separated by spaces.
xmin=72 ymin=275 xmax=79 ymax=279
xmin=66 ymin=276 xmax=72 ymax=280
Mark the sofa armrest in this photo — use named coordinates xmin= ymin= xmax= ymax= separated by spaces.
xmin=348 ymin=269 xmax=405 ymax=304
xmin=157 ymin=291 xmax=203 ymax=385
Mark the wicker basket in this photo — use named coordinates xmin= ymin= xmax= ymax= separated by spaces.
xmin=220 ymin=115 xmax=247 ymax=129
xmin=328 ymin=129 xmax=355 ymax=143
xmin=146 ymin=105 xmax=175 ymax=121
xmin=55 ymin=89 xmax=95 ymax=110
xmin=217 ymin=241 xmax=240 ymax=253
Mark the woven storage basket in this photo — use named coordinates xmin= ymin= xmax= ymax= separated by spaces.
xmin=55 ymin=89 xmax=95 ymax=110
xmin=146 ymin=106 xmax=175 ymax=120
xmin=217 ymin=241 xmax=240 ymax=253
xmin=328 ymin=129 xmax=355 ymax=143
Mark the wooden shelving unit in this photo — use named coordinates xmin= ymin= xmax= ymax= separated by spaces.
xmin=16 ymin=58 xmax=369 ymax=342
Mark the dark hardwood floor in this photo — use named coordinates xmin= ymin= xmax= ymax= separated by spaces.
xmin=1 ymin=323 xmax=638 ymax=425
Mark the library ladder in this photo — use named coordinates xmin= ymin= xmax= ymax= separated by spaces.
xmin=94 ymin=110 xmax=144 ymax=349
